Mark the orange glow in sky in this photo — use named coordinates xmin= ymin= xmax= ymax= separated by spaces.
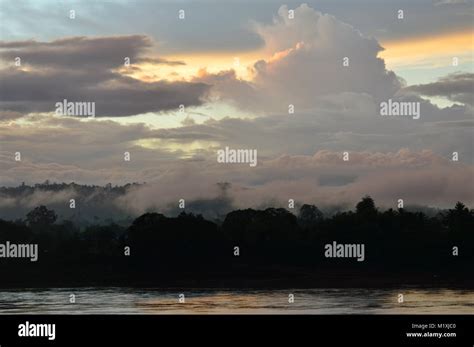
xmin=379 ymin=30 xmax=473 ymax=68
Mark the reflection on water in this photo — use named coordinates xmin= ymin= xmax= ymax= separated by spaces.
xmin=0 ymin=288 xmax=472 ymax=314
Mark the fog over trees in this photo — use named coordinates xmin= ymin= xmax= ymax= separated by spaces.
xmin=0 ymin=190 xmax=472 ymax=288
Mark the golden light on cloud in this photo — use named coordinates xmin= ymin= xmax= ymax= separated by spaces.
xmin=379 ymin=30 xmax=473 ymax=68
xmin=135 ymin=138 xmax=219 ymax=158
xmin=165 ymin=51 xmax=264 ymax=80
xmin=120 ymin=50 xmax=266 ymax=83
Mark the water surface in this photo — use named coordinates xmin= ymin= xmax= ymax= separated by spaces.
xmin=0 ymin=288 xmax=472 ymax=314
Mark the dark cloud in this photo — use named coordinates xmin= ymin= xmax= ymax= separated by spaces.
xmin=136 ymin=57 xmax=186 ymax=66
xmin=404 ymin=73 xmax=474 ymax=106
xmin=0 ymin=36 xmax=154 ymax=69
xmin=0 ymin=36 xmax=210 ymax=116
xmin=0 ymin=40 xmax=40 ymax=48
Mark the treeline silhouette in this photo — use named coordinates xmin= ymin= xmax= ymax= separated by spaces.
xmin=0 ymin=196 xmax=473 ymax=288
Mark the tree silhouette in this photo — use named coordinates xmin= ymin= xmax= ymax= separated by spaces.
xmin=25 ymin=205 xmax=57 ymax=229
xmin=443 ymin=201 xmax=473 ymax=233
xmin=0 ymin=196 xmax=471 ymax=288
xmin=356 ymin=195 xmax=377 ymax=217
xmin=0 ymin=219 xmax=33 ymax=242
xmin=223 ymin=208 xmax=297 ymax=244
xmin=298 ymin=204 xmax=323 ymax=228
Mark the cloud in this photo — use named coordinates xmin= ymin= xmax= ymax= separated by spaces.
xmin=1 ymin=147 xmax=472 ymax=219
xmin=0 ymin=110 xmax=24 ymax=121
xmin=196 ymin=4 xmax=402 ymax=112
xmin=188 ymin=4 xmax=472 ymax=163
xmin=136 ymin=57 xmax=186 ymax=66
xmin=143 ymin=92 xmax=473 ymax=162
xmin=0 ymin=116 xmax=191 ymax=187
xmin=193 ymin=69 xmax=261 ymax=111
xmin=434 ymin=0 xmax=467 ymax=5
xmin=0 ymin=36 xmax=210 ymax=116
xmin=0 ymin=36 xmax=153 ymax=69
xmin=2 ymin=109 xmax=471 ymax=210
xmin=404 ymin=73 xmax=474 ymax=106
xmin=113 ymin=149 xmax=474 ymax=216
xmin=0 ymin=3 xmax=472 ymax=213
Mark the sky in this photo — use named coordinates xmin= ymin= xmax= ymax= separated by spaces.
xmin=0 ymin=0 xmax=473 ymax=213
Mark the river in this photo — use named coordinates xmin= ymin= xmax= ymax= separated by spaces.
xmin=0 ymin=287 xmax=472 ymax=314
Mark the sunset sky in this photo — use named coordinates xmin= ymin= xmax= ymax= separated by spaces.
xmin=0 ymin=0 xmax=473 ymax=213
